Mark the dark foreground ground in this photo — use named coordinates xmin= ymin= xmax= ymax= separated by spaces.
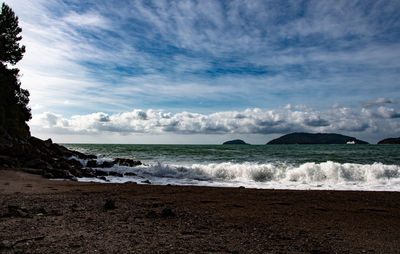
xmin=0 ymin=169 xmax=399 ymax=253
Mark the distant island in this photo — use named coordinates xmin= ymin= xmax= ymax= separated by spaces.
xmin=223 ymin=139 xmax=249 ymax=145
xmin=377 ymin=137 xmax=400 ymax=144
xmin=267 ymin=132 xmax=369 ymax=144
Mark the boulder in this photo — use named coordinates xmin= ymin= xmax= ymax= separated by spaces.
xmin=124 ymin=172 xmax=137 ymax=176
xmin=108 ymin=171 xmax=123 ymax=177
xmin=80 ymin=168 xmax=96 ymax=177
xmin=94 ymin=170 xmax=109 ymax=177
xmin=113 ymin=158 xmax=142 ymax=167
xmin=67 ymin=158 xmax=83 ymax=169
xmin=86 ymin=160 xmax=98 ymax=168
xmin=99 ymin=161 xmax=115 ymax=168
xmin=49 ymin=168 xmax=76 ymax=180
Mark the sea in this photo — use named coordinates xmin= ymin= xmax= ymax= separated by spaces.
xmin=62 ymin=144 xmax=400 ymax=191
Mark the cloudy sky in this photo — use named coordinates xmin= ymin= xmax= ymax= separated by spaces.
xmin=6 ymin=0 xmax=400 ymax=144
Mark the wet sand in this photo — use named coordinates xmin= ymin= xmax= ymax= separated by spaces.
xmin=0 ymin=169 xmax=399 ymax=253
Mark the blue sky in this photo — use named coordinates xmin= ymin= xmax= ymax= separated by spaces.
xmin=6 ymin=0 xmax=400 ymax=144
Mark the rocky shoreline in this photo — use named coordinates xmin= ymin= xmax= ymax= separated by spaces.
xmin=0 ymin=132 xmax=143 ymax=181
xmin=1 ymin=134 xmax=400 ymax=252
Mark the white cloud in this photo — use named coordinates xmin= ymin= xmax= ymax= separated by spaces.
xmin=63 ymin=11 xmax=110 ymax=29
xmin=363 ymin=98 xmax=397 ymax=108
xmin=29 ymin=104 xmax=400 ymax=140
xmin=377 ymin=107 xmax=400 ymax=119
xmin=4 ymin=0 xmax=399 ymax=144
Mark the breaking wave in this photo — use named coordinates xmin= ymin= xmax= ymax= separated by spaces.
xmin=79 ymin=160 xmax=400 ymax=191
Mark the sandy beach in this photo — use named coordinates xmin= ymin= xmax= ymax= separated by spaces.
xmin=0 ymin=169 xmax=399 ymax=253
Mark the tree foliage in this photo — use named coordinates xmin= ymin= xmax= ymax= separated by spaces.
xmin=0 ymin=2 xmax=31 ymax=139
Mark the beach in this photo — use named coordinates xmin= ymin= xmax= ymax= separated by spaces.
xmin=1 ymin=169 xmax=399 ymax=253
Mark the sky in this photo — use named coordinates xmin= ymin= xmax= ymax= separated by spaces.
xmin=5 ymin=0 xmax=400 ymax=144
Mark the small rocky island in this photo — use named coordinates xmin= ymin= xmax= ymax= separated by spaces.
xmin=267 ymin=132 xmax=369 ymax=144
xmin=223 ymin=139 xmax=249 ymax=145
xmin=378 ymin=137 xmax=400 ymax=144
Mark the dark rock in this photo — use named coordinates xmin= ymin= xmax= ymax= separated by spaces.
xmin=123 ymin=181 xmax=137 ymax=184
xmin=161 ymin=208 xmax=176 ymax=218
xmin=113 ymin=158 xmax=142 ymax=167
xmin=50 ymin=169 xmax=76 ymax=180
xmin=378 ymin=137 xmax=400 ymax=144
xmin=23 ymin=159 xmax=52 ymax=170
xmin=0 ymin=132 xmax=133 ymax=182
xmin=68 ymin=158 xmax=83 ymax=169
xmin=267 ymin=132 xmax=369 ymax=144
xmin=87 ymin=159 xmax=115 ymax=169
xmin=43 ymin=172 xmax=55 ymax=178
xmin=7 ymin=205 xmax=31 ymax=218
xmin=124 ymin=172 xmax=137 ymax=176
xmin=108 ymin=171 xmax=123 ymax=177
xmin=142 ymin=180 xmax=151 ymax=184
xmin=104 ymin=200 xmax=116 ymax=210
xmin=99 ymin=161 xmax=115 ymax=168
xmin=21 ymin=168 xmax=44 ymax=175
xmin=80 ymin=168 xmax=95 ymax=177
xmin=43 ymin=138 xmax=53 ymax=148
xmin=36 ymin=207 xmax=48 ymax=215
xmin=94 ymin=170 xmax=109 ymax=176
xmin=68 ymin=166 xmax=83 ymax=178
xmin=0 ymin=155 xmax=18 ymax=167
xmin=86 ymin=160 xmax=98 ymax=168
xmin=223 ymin=139 xmax=249 ymax=145
xmin=239 ymin=186 xmax=245 ymax=189
xmin=98 ymin=176 xmax=108 ymax=181
xmin=82 ymin=153 xmax=97 ymax=160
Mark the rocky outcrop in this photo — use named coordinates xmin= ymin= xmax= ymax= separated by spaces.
xmin=267 ymin=132 xmax=369 ymax=145
xmin=113 ymin=158 xmax=142 ymax=167
xmin=378 ymin=137 xmax=400 ymax=144
xmin=223 ymin=139 xmax=249 ymax=145
xmin=0 ymin=135 xmax=94 ymax=179
xmin=0 ymin=131 xmax=142 ymax=180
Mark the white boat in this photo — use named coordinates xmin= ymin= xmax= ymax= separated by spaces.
xmin=346 ymin=141 xmax=355 ymax=144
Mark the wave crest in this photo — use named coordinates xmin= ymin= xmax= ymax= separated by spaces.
xmin=79 ymin=160 xmax=400 ymax=191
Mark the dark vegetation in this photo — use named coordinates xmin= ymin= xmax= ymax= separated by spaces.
xmin=267 ymin=132 xmax=369 ymax=144
xmin=0 ymin=3 xmax=30 ymax=139
xmin=378 ymin=137 xmax=400 ymax=144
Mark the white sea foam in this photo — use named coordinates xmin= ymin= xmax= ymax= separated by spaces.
xmin=78 ymin=160 xmax=400 ymax=191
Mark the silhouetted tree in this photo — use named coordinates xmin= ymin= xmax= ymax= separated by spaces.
xmin=0 ymin=2 xmax=31 ymax=139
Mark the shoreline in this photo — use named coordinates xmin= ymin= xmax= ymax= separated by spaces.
xmin=1 ymin=169 xmax=400 ymax=253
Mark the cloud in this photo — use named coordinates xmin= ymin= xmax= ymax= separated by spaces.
xmin=30 ymin=103 xmax=400 ymax=137
xmin=5 ymin=0 xmax=400 ymax=138
xmin=363 ymin=98 xmax=397 ymax=108
xmin=63 ymin=11 xmax=110 ymax=29
xmin=377 ymin=106 xmax=400 ymax=119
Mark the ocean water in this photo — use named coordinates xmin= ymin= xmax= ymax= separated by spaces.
xmin=63 ymin=144 xmax=400 ymax=191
